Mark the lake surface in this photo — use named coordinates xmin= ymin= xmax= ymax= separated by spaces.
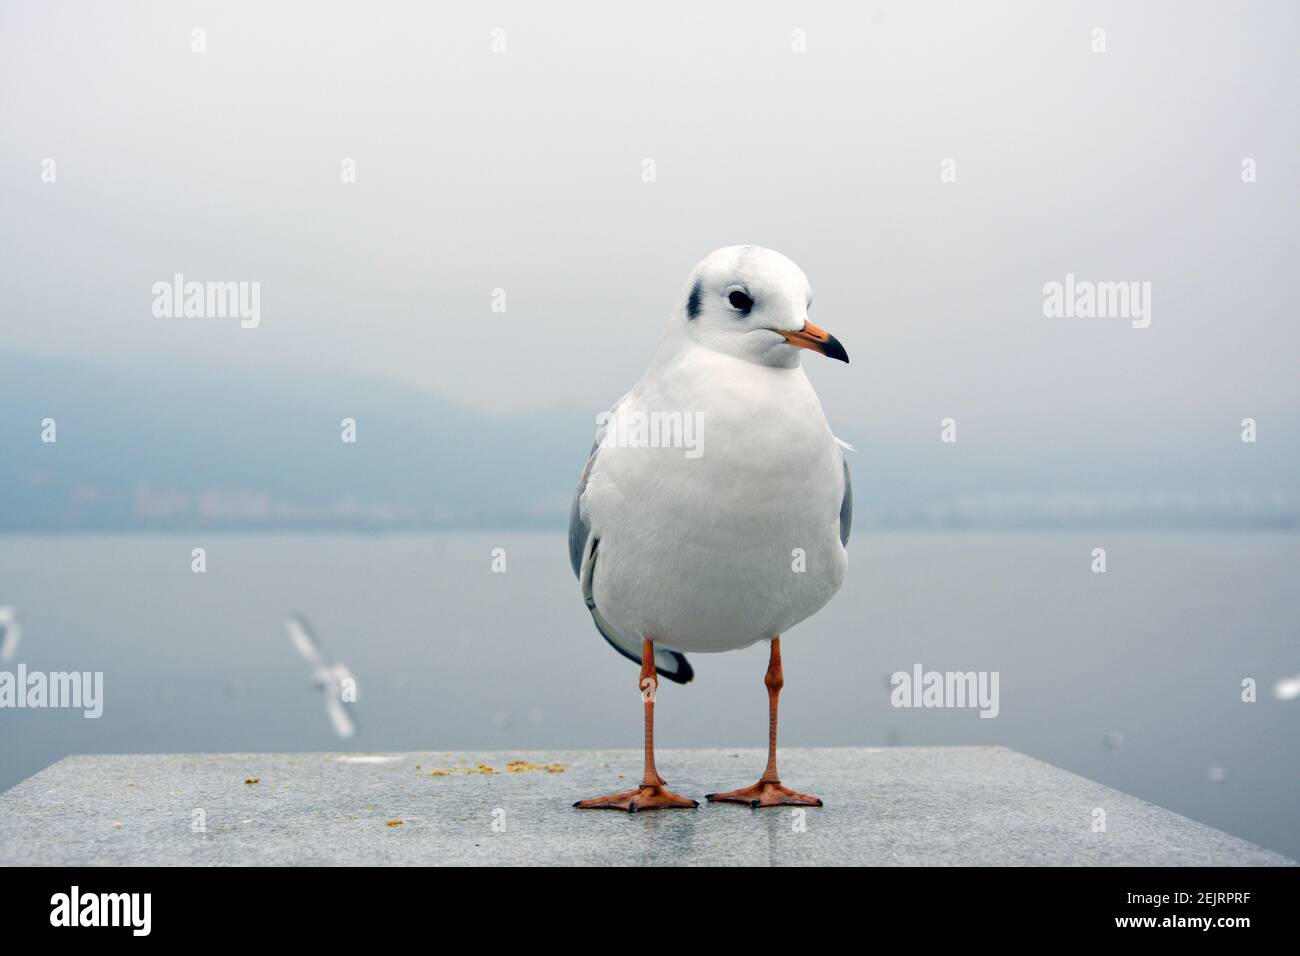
xmin=1 ymin=532 xmax=1296 ymax=860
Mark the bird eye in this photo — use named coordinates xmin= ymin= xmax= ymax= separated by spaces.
xmin=727 ymin=290 xmax=753 ymax=312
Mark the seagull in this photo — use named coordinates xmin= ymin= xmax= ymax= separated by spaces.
xmin=0 ymin=606 xmax=20 ymax=664
xmin=1274 ymin=674 xmax=1300 ymax=701
xmin=285 ymin=613 xmax=358 ymax=740
xmin=569 ymin=246 xmax=851 ymax=811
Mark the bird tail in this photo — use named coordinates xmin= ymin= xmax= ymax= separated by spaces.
xmin=581 ymin=537 xmax=694 ymax=684
xmin=591 ymin=602 xmax=694 ymax=685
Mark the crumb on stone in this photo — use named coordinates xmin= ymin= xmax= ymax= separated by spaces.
xmin=505 ymin=760 xmax=568 ymax=774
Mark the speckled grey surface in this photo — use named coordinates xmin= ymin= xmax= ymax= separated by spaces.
xmin=0 ymin=746 xmax=1291 ymax=866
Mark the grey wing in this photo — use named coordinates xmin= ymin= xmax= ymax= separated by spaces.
xmin=568 ymin=397 xmax=621 ymax=578
xmin=568 ymin=407 xmax=693 ymax=684
xmin=839 ymin=455 xmax=853 ymax=547
xmin=567 ymin=436 xmax=604 ymax=579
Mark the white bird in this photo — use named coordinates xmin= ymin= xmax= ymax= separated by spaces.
xmin=569 ymin=246 xmax=851 ymax=811
xmin=1274 ymin=674 xmax=1300 ymax=701
xmin=285 ymin=613 xmax=358 ymax=740
xmin=0 ymin=606 xmax=21 ymax=664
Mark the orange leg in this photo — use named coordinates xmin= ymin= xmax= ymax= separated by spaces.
xmin=706 ymin=637 xmax=823 ymax=808
xmin=574 ymin=638 xmax=698 ymax=812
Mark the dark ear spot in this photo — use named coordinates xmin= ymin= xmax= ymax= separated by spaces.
xmin=686 ymin=280 xmax=703 ymax=320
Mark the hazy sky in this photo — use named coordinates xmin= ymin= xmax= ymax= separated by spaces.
xmin=2 ymin=0 xmax=1298 ymax=456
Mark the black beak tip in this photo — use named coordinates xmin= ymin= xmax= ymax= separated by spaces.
xmin=825 ymin=334 xmax=850 ymax=364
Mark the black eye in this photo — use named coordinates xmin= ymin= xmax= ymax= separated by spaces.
xmin=727 ymin=290 xmax=753 ymax=312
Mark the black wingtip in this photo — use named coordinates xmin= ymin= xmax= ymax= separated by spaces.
xmin=658 ymin=650 xmax=694 ymax=685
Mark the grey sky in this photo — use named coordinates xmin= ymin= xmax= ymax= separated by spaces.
xmin=2 ymin=0 xmax=1297 ymax=455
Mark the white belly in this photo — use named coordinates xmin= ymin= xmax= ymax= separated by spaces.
xmin=582 ymin=351 xmax=848 ymax=653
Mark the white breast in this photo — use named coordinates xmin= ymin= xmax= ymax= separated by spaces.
xmin=581 ymin=345 xmax=848 ymax=653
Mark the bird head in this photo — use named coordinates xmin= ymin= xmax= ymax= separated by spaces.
xmin=675 ymin=245 xmax=848 ymax=368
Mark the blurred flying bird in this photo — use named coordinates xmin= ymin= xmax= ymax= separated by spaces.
xmin=570 ymin=246 xmax=851 ymax=811
xmin=0 ymin=606 xmax=21 ymax=663
xmin=1273 ymin=674 xmax=1300 ymax=701
xmin=285 ymin=612 xmax=358 ymax=740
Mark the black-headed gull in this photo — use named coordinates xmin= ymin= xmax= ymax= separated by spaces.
xmin=569 ymin=246 xmax=851 ymax=811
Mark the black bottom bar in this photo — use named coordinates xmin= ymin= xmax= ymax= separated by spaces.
xmin=1 ymin=865 xmax=1294 ymax=940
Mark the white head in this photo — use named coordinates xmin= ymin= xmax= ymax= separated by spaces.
xmin=672 ymin=245 xmax=848 ymax=368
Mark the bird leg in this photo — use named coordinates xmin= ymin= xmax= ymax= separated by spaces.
xmin=706 ymin=637 xmax=823 ymax=808
xmin=574 ymin=638 xmax=698 ymax=812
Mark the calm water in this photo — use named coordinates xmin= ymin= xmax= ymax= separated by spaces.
xmin=1 ymin=532 xmax=1296 ymax=860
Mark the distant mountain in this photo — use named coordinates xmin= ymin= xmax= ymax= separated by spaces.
xmin=1 ymin=351 xmax=1295 ymax=531
xmin=0 ymin=351 xmax=590 ymax=531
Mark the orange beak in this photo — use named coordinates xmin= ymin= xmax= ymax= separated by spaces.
xmin=782 ymin=321 xmax=849 ymax=363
